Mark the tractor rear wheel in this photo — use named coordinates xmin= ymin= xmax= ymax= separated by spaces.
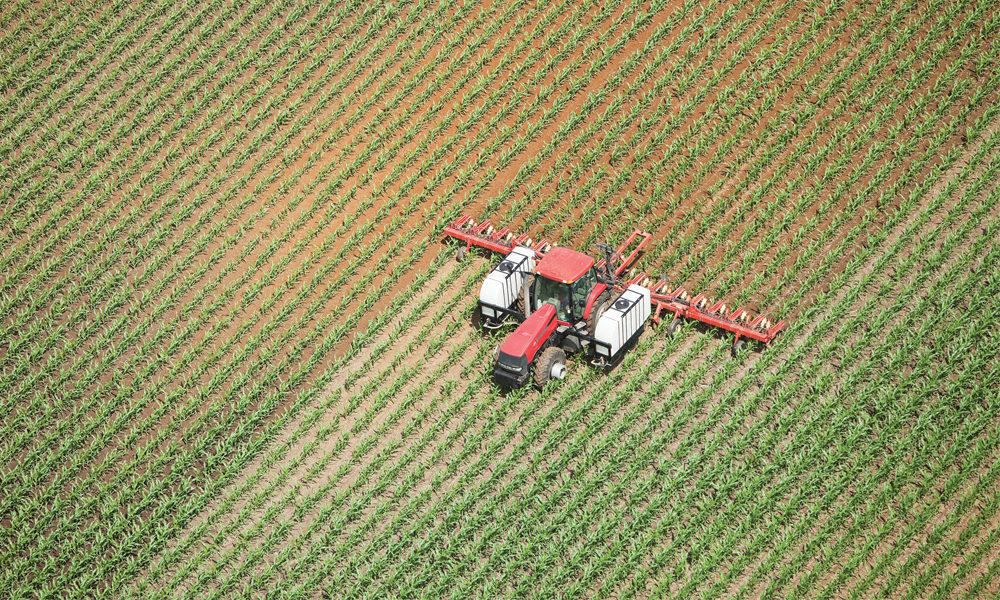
xmin=586 ymin=291 xmax=613 ymax=335
xmin=534 ymin=347 xmax=567 ymax=387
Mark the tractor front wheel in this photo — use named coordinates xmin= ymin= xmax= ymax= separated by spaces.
xmin=534 ymin=347 xmax=567 ymax=387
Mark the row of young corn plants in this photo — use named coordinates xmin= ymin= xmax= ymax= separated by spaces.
xmin=0 ymin=2 xmax=490 ymax=568
xmin=0 ymin=0 xmax=200 ymax=182
xmin=572 ymin=116 xmax=1000 ymax=600
xmin=965 ymin=555 xmax=1000 ymax=600
xmin=0 ymin=0 xmax=349 ymax=336
xmin=154 ymin=0 xmax=656 ymax=592
xmin=596 ymin=25 xmax=996 ymax=596
xmin=0 ymin=0 xmax=242 ymax=221
xmin=0 ymin=0 xmax=318 ymax=355
xmin=133 ymin=255 xmax=494 ymax=596
xmin=422 ymin=9 xmax=992 ymax=596
xmin=227 ymin=0 xmax=740 ymax=592
xmin=749 ymin=202 xmax=1000 ymax=600
xmin=490 ymin=0 xmax=731 ymax=235
xmin=659 ymin=0 xmax=947 ymax=288
xmin=0 ymin=5 xmax=484 ymax=568
xmin=534 ymin=0 xmax=788 ymax=241
xmin=189 ymin=321 xmax=487 ymax=599
xmin=314 ymin=4 xmax=868 ymax=592
xmin=35 ymin=0 xmax=636 ymax=592
xmin=493 ymin=0 xmax=799 ymax=242
xmin=0 ymin=0 xmax=446 ymax=468
xmin=685 ymin=105 xmax=1000 ymax=600
xmin=540 ymin=0 xmax=858 ymax=257
xmin=0 ymin=0 xmax=461 ymax=482
xmin=920 ymin=455 xmax=1000 ymax=600
xmin=780 ymin=150 xmax=1000 ymax=600
xmin=0 ymin=0 xmax=141 ymax=139
xmin=0 ymin=0 xmax=351 ymax=308
xmin=623 ymin=0 xmax=862 ymax=232
xmin=0 ymin=0 xmax=77 ymax=74
xmin=554 ymin=0 xmax=843 ymax=250
xmin=23 ymin=226 xmax=446 ymax=598
xmin=699 ymin=0 xmax=994 ymax=300
xmin=124 ymin=251 xmax=480 ymax=593
xmin=1 ymin=0 xmax=564 ymax=568
xmin=0 ymin=0 xmax=410 ymax=492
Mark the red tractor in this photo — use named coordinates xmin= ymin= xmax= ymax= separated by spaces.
xmin=446 ymin=215 xmax=785 ymax=388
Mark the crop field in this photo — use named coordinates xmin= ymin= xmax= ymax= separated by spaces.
xmin=2 ymin=0 xmax=999 ymax=597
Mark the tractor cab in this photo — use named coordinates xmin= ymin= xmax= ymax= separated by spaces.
xmin=532 ymin=247 xmax=599 ymax=323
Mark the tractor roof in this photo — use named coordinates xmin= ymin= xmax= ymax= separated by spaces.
xmin=536 ymin=247 xmax=594 ymax=283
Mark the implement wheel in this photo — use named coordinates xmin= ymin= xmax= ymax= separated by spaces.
xmin=534 ymin=347 xmax=567 ymax=387
xmin=732 ymin=339 xmax=746 ymax=357
xmin=668 ymin=318 xmax=683 ymax=336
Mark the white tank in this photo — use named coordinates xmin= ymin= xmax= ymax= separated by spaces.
xmin=594 ymin=284 xmax=651 ymax=359
xmin=479 ymin=246 xmax=536 ymax=319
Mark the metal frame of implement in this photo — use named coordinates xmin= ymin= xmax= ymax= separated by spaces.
xmin=444 ymin=214 xmax=786 ymax=348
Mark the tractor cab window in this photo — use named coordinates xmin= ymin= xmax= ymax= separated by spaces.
xmin=534 ymin=276 xmax=571 ymax=321
xmin=570 ymin=268 xmax=597 ymax=318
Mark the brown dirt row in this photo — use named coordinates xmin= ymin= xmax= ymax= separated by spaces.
xmin=141 ymin=1 xmax=672 ymax=584
xmin=422 ymin=84 xmax=1000 ymax=600
xmin=0 ymin=0 xmax=648 ymax=592
xmin=692 ymin=128 xmax=1000 ymax=600
xmin=7 ymin=0 xmax=1000 ymax=597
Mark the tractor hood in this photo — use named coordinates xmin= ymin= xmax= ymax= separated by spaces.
xmin=499 ymin=303 xmax=557 ymax=363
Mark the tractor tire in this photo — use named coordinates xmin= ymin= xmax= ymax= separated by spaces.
xmin=534 ymin=347 xmax=567 ymax=387
xmin=586 ymin=291 xmax=613 ymax=335
xmin=668 ymin=317 xmax=683 ymax=336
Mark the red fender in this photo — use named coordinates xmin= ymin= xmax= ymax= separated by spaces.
xmin=582 ymin=283 xmax=609 ymax=321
